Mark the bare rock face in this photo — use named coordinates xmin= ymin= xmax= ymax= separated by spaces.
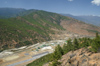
xmin=60 ymin=48 xmax=100 ymax=66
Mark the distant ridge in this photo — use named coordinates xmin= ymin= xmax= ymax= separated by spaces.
xmin=0 ymin=8 xmax=38 ymax=18
xmin=61 ymin=14 xmax=100 ymax=27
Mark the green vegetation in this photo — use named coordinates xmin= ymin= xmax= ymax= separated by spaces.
xmin=49 ymin=45 xmax=63 ymax=66
xmin=52 ymin=45 xmax=64 ymax=60
xmin=0 ymin=10 xmax=68 ymax=51
xmin=27 ymin=54 xmax=52 ymax=66
xmin=27 ymin=33 xmax=100 ymax=66
xmin=63 ymin=33 xmax=100 ymax=53
xmin=1 ymin=10 xmax=99 ymax=52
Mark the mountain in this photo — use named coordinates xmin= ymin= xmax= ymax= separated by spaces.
xmin=61 ymin=14 xmax=100 ymax=27
xmin=0 ymin=8 xmax=38 ymax=18
xmin=77 ymin=15 xmax=100 ymax=26
xmin=0 ymin=10 xmax=64 ymax=51
xmin=0 ymin=8 xmax=26 ymax=18
xmin=0 ymin=9 xmax=100 ymax=51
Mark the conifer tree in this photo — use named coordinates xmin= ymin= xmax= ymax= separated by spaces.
xmin=96 ymin=32 xmax=99 ymax=39
xmin=73 ymin=38 xmax=79 ymax=50
xmin=95 ymin=32 xmax=100 ymax=47
xmin=53 ymin=45 xmax=63 ymax=60
xmin=90 ymin=41 xmax=98 ymax=53
xmin=57 ymin=44 xmax=64 ymax=55
xmin=66 ymin=38 xmax=74 ymax=51
xmin=63 ymin=44 xmax=67 ymax=54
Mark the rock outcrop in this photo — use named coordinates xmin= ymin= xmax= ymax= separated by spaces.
xmin=43 ymin=48 xmax=100 ymax=66
xmin=60 ymin=48 xmax=100 ymax=66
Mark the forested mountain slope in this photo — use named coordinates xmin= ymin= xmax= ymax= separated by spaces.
xmin=0 ymin=10 xmax=100 ymax=51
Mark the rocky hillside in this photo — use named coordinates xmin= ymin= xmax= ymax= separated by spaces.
xmin=28 ymin=34 xmax=100 ymax=66
xmin=0 ymin=10 xmax=100 ymax=51
xmin=60 ymin=18 xmax=100 ymax=36
xmin=43 ymin=48 xmax=100 ymax=66
xmin=60 ymin=47 xmax=100 ymax=66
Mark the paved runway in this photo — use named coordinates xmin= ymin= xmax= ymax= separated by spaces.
xmin=7 ymin=51 xmax=49 ymax=66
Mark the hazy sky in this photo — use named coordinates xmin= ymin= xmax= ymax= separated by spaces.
xmin=0 ymin=0 xmax=100 ymax=16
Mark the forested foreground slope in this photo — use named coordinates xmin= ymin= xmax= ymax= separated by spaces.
xmin=27 ymin=33 xmax=100 ymax=66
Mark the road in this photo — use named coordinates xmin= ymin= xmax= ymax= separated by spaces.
xmin=7 ymin=51 xmax=49 ymax=66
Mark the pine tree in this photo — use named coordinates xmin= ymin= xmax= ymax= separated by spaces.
xmin=57 ymin=45 xmax=64 ymax=55
xmin=96 ymin=32 xmax=99 ymax=39
xmin=63 ymin=44 xmax=67 ymax=54
xmin=90 ymin=41 xmax=98 ymax=53
xmin=73 ymin=38 xmax=79 ymax=50
xmin=95 ymin=32 xmax=100 ymax=47
xmin=53 ymin=45 xmax=63 ymax=60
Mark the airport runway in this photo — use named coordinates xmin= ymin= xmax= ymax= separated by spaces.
xmin=7 ymin=51 xmax=49 ymax=66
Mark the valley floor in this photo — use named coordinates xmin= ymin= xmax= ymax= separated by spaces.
xmin=0 ymin=40 xmax=65 ymax=66
xmin=0 ymin=32 xmax=94 ymax=66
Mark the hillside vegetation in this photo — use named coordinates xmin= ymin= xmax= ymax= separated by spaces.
xmin=0 ymin=10 xmax=100 ymax=51
xmin=0 ymin=10 xmax=65 ymax=51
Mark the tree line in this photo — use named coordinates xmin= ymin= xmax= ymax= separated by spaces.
xmin=50 ymin=33 xmax=100 ymax=66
